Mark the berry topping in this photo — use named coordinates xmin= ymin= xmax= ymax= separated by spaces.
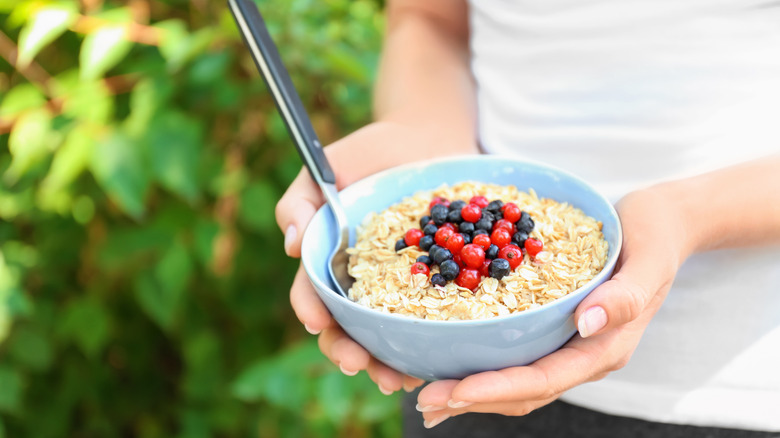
xmin=447 ymin=208 xmax=462 ymax=223
xmin=439 ymin=259 xmax=460 ymax=280
xmin=431 ymin=203 xmax=449 ymax=225
xmin=493 ymin=219 xmax=516 ymax=234
xmin=524 ymin=237 xmax=544 ymax=257
xmin=460 ymin=232 xmax=472 ymax=244
xmin=501 ymin=202 xmax=522 ymax=223
xmin=488 ymin=258 xmax=511 ymax=279
xmin=422 ymin=223 xmax=438 ymax=235
xmin=445 ymin=232 xmax=466 ymax=255
xmin=404 ymin=228 xmax=424 ymax=247
xmin=416 ymin=255 xmax=433 ymax=266
xmin=472 ymin=234 xmax=492 ymax=251
xmin=485 ymin=244 xmax=500 ymax=260
xmin=419 ymin=215 xmax=432 ymax=229
xmin=517 ymin=211 xmax=535 ymax=234
xmin=479 ymin=259 xmax=492 ymax=277
xmin=498 ymin=244 xmax=523 ymax=269
xmin=486 ymin=199 xmax=504 ymax=214
xmin=511 ymin=231 xmax=529 ymax=247
xmin=430 ymin=273 xmax=447 ymax=287
xmin=461 ymin=204 xmax=482 ymax=223
xmin=469 ymin=196 xmax=489 ymax=209
xmin=460 ymin=243 xmax=486 ymax=269
xmin=455 ymin=268 xmax=481 ymax=290
xmin=449 ymin=200 xmax=467 ymax=212
xmin=429 ymin=196 xmax=450 ymax=210
xmin=395 ymin=239 xmax=407 ymax=252
xmin=432 ymin=247 xmax=453 ymax=265
xmin=419 ymin=235 xmax=435 ymax=251
xmin=490 ymin=228 xmax=512 ymax=248
xmin=434 ymin=227 xmax=455 ymax=247
xmin=411 ymin=262 xmax=430 ymax=276
xmin=459 ymin=222 xmax=475 ymax=235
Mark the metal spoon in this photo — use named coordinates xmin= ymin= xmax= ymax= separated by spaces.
xmin=228 ymin=0 xmax=352 ymax=298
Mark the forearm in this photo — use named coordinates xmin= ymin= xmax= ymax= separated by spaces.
xmin=652 ymin=154 xmax=780 ymax=259
xmin=373 ymin=0 xmax=478 ymax=155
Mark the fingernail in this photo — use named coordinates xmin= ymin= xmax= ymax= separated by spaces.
xmin=447 ymin=399 xmax=473 ymax=409
xmin=423 ymin=415 xmax=450 ymax=429
xmin=339 ymin=364 xmax=358 ymax=376
xmin=284 ymin=224 xmax=297 ymax=256
xmin=403 ymin=382 xmax=417 ymax=393
xmin=304 ymin=324 xmax=321 ymax=335
xmin=378 ymin=384 xmax=394 ymax=396
xmin=578 ymin=306 xmax=607 ymax=338
xmin=415 ymin=403 xmax=445 ymax=413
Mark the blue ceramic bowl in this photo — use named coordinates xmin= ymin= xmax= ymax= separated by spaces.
xmin=301 ymin=155 xmax=622 ymax=381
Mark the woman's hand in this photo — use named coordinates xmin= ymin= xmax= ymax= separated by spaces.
xmin=416 ymin=188 xmax=691 ymax=428
xmin=276 ymin=120 xmax=476 ymax=394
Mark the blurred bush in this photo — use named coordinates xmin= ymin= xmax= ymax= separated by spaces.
xmin=0 ymin=0 xmax=398 ymax=437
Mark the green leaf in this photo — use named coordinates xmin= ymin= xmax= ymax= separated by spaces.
xmin=4 ymin=108 xmax=54 ymax=183
xmin=0 ymin=83 xmax=46 ymax=119
xmin=16 ymin=6 xmax=77 ymax=67
xmin=0 ymin=365 xmax=23 ymax=414
xmin=55 ymin=72 xmax=114 ymax=124
xmin=57 ymin=296 xmax=111 ymax=358
xmin=156 ymin=20 xmax=217 ymax=72
xmin=0 ymin=252 xmax=19 ymax=343
xmin=42 ymin=122 xmax=95 ymax=191
xmin=144 ymin=111 xmax=202 ymax=202
xmin=7 ymin=325 xmax=53 ymax=371
xmin=193 ymin=219 xmax=219 ymax=267
xmin=134 ymin=239 xmax=192 ymax=331
xmin=90 ymin=131 xmax=150 ymax=219
xmin=125 ymin=76 xmax=174 ymax=136
xmin=79 ymin=25 xmax=134 ymax=81
xmin=238 ymin=180 xmax=278 ymax=233
xmin=182 ymin=332 xmax=222 ymax=401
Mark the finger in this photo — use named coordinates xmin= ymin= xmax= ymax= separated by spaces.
xmin=421 ymin=395 xmax=559 ymax=427
xmin=444 ymin=338 xmax=610 ymax=405
xmin=275 ymin=169 xmax=323 ymax=258
xmin=403 ymin=376 xmax=426 ymax=393
xmin=317 ymin=326 xmax=372 ymax=375
xmin=416 ymin=380 xmax=460 ymax=411
xmin=366 ymin=359 xmax=408 ymax=395
xmin=289 ymin=264 xmax=334 ymax=334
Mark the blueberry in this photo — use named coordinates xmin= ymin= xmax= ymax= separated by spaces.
xmin=459 ymin=222 xmax=475 ymax=235
xmin=517 ymin=212 xmax=535 ymax=234
xmin=430 ymin=273 xmax=447 ymax=287
xmin=428 ymin=244 xmax=443 ymax=260
xmin=475 ymin=217 xmax=493 ymax=232
xmin=432 ymin=247 xmax=453 ymax=265
xmin=446 ymin=208 xmax=462 ymax=223
xmin=395 ymin=239 xmax=407 ymax=251
xmin=493 ymin=211 xmax=503 ymax=221
xmin=485 ymin=244 xmax=499 ymax=260
xmin=460 ymin=232 xmax=472 ymax=244
xmin=431 ymin=204 xmax=448 ymax=225
xmin=419 ymin=235 xmax=435 ymax=251
xmin=486 ymin=200 xmax=504 ymax=214
xmin=416 ymin=255 xmax=433 ymax=266
xmin=423 ymin=223 xmax=438 ymax=235
xmin=489 ymin=258 xmax=511 ymax=279
xmin=472 ymin=229 xmax=489 ymax=237
xmin=512 ymin=231 xmax=529 ymax=247
xmin=439 ymin=260 xmax=460 ymax=281
xmin=419 ymin=215 xmax=431 ymax=229
xmin=449 ymin=200 xmax=467 ymax=212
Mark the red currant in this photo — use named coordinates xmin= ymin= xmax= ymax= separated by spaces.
xmin=445 ymin=232 xmax=466 ymax=254
xmin=498 ymin=244 xmax=523 ymax=269
xmin=479 ymin=259 xmax=491 ymax=277
xmin=461 ymin=204 xmax=482 ymax=223
xmin=455 ymin=268 xmax=481 ymax=291
xmin=490 ymin=228 xmax=512 ymax=248
xmin=441 ymin=222 xmax=457 ymax=231
xmin=501 ymin=202 xmax=522 ymax=223
xmin=429 ymin=196 xmax=450 ymax=210
xmin=493 ymin=219 xmax=516 ymax=235
xmin=453 ymin=253 xmax=465 ymax=268
xmin=472 ymin=234 xmax=492 ymax=251
xmin=469 ymin=196 xmax=489 ymax=209
xmin=460 ymin=243 xmax=486 ymax=269
xmin=404 ymin=228 xmax=424 ymax=247
xmin=524 ymin=237 xmax=544 ymax=257
xmin=434 ymin=227 xmax=454 ymax=247
xmin=411 ymin=262 xmax=430 ymax=276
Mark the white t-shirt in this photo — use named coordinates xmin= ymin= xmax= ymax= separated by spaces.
xmin=468 ymin=0 xmax=780 ymax=431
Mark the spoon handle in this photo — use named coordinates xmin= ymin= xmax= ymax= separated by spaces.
xmin=228 ymin=0 xmax=336 ymax=186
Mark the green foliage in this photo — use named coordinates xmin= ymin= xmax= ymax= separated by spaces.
xmin=0 ymin=0 xmax=394 ymax=437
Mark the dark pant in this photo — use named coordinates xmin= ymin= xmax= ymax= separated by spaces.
xmin=402 ymin=392 xmax=780 ymax=438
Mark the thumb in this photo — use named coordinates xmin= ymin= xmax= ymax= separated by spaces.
xmin=275 ymin=168 xmax=323 ymax=258
xmin=574 ymin=255 xmax=675 ymax=338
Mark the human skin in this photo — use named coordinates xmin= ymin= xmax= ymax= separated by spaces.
xmin=274 ymin=0 xmax=780 ymax=428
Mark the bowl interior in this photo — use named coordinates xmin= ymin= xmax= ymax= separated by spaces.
xmin=301 ymin=155 xmax=622 ymax=321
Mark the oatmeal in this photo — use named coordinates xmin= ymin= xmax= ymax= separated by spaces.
xmin=346 ymin=182 xmax=609 ymax=321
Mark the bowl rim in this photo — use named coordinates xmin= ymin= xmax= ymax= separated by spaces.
xmin=301 ymin=154 xmax=623 ymax=327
